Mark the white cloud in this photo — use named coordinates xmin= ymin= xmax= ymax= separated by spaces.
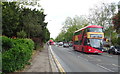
xmin=40 ymin=0 xmax=119 ymax=39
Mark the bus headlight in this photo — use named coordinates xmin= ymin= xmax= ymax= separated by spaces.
xmin=89 ymin=49 xmax=91 ymax=51
xmin=115 ymin=49 xmax=117 ymax=52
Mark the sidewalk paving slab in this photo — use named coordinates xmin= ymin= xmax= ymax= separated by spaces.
xmin=23 ymin=44 xmax=52 ymax=72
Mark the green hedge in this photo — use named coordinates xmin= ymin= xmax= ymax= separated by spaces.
xmin=2 ymin=36 xmax=34 ymax=73
xmin=2 ymin=36 xmax=14 ymax=52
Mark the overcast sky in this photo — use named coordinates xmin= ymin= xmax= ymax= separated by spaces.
xmin=40 ymin=0 xmax=119 ymax=39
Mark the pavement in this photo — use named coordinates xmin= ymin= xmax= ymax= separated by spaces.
xmin=23 ymin=44 xmax=53 ymax=72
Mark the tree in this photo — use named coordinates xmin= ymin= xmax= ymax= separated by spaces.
xmin=112 ymin=12 xmax=120 ymax=45
xmin=2 ymin=2 xmax=50 ymax=45
xmin=88 ymin=3 xmax=117 ymax=29
xmin=55 ymin=30 xmax=66 ymax=42
xmin=56 ymin=15 xmax=88 ymax=42
xmin=112 ymin=13 xmax=120 ymax=33
xmin=88 ymin=2 xmax=118 ymax=45
xmin=64 ymin=25 xmax=78 ymax=41
xmin=20 ymin=6 xmax=49 ymax=44
xmin=62 ymin=15 xmax=88 ymax=32
xmin=2 ymin=2 xmax=21 ymax=37
xmin=21 ymin=8 xmax=43 ymax=38
xmin=42 ymin=28 xmax=50 ymax=42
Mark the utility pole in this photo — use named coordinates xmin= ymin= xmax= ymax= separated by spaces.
xmin=118 ymin=1 xmax=120 ymax=73
xmin=118 ymin=1 xmax=120 ymax=40
xmin=118 ymin=1 xmax=120 ymax=38
xmin=118 ymin=1 xmax=120 ymax=13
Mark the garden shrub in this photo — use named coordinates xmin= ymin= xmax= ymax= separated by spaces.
xmin=2 ymin=36 xmax=34 ymax=73
xmin=2 ymin=36 xmax=14 ymax=52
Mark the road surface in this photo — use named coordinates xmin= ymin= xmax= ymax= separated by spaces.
xmin=50 ymin=45 xmax=119 ymax=72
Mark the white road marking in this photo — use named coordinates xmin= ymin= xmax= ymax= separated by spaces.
xmin=97 ymin=59 xmax=101 ymax=61
xmin=97 ymin=64 xmax=114 ymax=72
xmin=87 ymin=55 xmax=101 ymax=62
xmin=112 ymin=64 xmax=120 ymax=67
xmin=87 ymin=55 xmax=93 ymax=58
xmin=68 ymin=51 xmax=71 ymax=53
xmin=78 ymin=56 xmax=88 ymax=61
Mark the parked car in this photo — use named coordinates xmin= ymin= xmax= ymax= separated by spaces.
xmin=58 ymin=42 xmax=63 ymax=46
xmin=102 ymin=47 xmax=109 ymax=52
xmin=63 ymin=43 xmax=69 ymax=48
xmin=69 ymin=43 xmax=73 ymax=47
xmin=108 ymin=46 xmax=120 ymax=55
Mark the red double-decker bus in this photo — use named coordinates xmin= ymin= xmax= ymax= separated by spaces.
xmin=73 ymin=25 xmax=104 ymax=54
xmin=49 ymin=40 xmax=54 ymax=45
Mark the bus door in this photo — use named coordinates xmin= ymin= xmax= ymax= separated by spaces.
xmin=79 ymin=40 xmax=82 ymax=51
xmin=77 ymin=35 xmax=81 ymax=51
xmin=80 ymin=30 xmax=85 ymax=52
xmin=81 ymin=29 xmax=87 ymax=52
xmin=73 ymin=41 xmax=79 ymax=50
xmin=81 ymin=38 xmax=87 ymax=52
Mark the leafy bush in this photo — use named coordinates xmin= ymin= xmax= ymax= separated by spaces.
xmin=2 ymin=36 xmax=34 ymax=73
xmin=2 ymin=36 xmax=14 ymax=52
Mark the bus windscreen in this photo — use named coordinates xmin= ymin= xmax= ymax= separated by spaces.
xmin=88 ymin=39 xmax=103 ymax=48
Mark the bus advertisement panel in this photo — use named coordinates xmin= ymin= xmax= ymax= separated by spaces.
xmin=73 ymin=25 xmax=104 ymax=54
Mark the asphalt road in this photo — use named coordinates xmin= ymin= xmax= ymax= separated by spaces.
xmin=50 ymin=45 xmax=119 ymax=72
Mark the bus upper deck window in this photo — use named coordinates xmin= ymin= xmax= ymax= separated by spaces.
xmin=88 ymin=28 xmax=103 ymax=32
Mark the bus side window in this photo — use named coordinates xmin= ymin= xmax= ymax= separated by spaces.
xmin=77 ymin=41 xmax=79 ymax=45
xmin=79 ymin=40 xmax=82 ymax=45
xmin=74 ymin=41 xmax=79 ymax=45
